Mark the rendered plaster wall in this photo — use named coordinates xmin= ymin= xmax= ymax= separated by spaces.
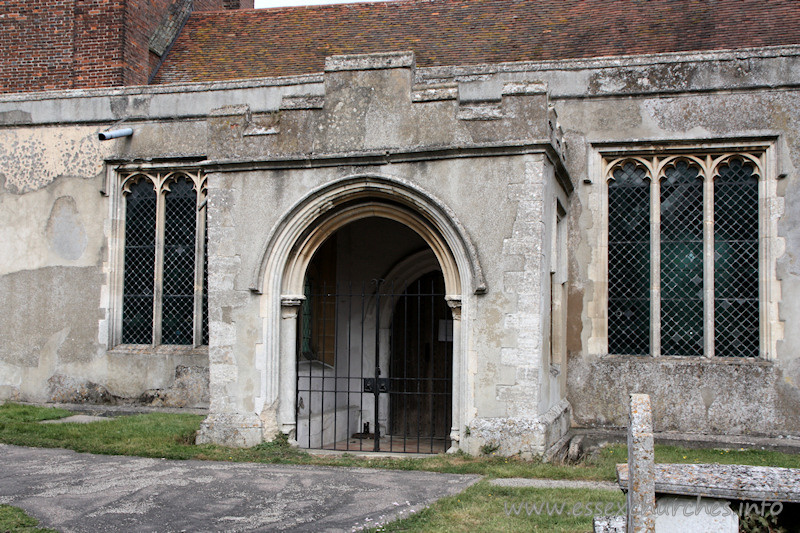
xmin=0 ymin=124 xmax=108 ymax=403
xmin=544 ymin=50 xmax=800 ymax=437
xmin=0 ymin=71 xmax=296 ymax=408
xmin=0 ymin=119 xmax=209 ymax=407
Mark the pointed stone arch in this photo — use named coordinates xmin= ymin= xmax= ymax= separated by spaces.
xmin=251 ymin=174 xmax=484 ymax=297
xmin=252 ymin=174 xmax=482 ymax=451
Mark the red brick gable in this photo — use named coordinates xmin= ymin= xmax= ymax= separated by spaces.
xmin=152 ymin=0 xmax=800 ymax=84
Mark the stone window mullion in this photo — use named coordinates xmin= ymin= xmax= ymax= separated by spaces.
xmin=650 ymin=172 xmax=661 ymax=358
xmin=152 ymin=182 xmax=167 ymax=346
xmin=703 ymin=161 xmax=715 ymax=358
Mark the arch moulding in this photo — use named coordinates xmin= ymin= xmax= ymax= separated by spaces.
xmin=250 ymin=174 xmax=485 ymax=297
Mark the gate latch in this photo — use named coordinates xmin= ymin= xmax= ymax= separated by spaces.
xmin=363 ymin=378 xmax=390 ymax=393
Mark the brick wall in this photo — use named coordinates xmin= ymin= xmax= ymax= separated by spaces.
xmin=1 ymin=0 xmax=121 ymax=92
xmin=0 ymin=0 xmax=251 ymax=94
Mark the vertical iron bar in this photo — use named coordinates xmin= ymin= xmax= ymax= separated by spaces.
xmin=307 ymin=281 xmax=312 ymax=449
xmin=346 ymin=280 xmax=353 ymax=452
xmin=429 ymin=277 xmax=435 ymax=453
xmin=320 ymin=280 xmax=327 ymax=449
xmin=374 ymin=282 xmax=381 ymax=452
xmin=295 ymin=288 xmax=302 ymax=449
xmin=332 ymin=281 xmax=338 ymax=451
xmin=416 ymin=278 xmax=422 ymax=453
xmin=359 ymin=281 xmax=365 ymax=452
xmin=307 ymin=288 xmax=312 ymax=449
xmin=401 ymin=290 xmax=408 ymax=451
xmin=388 ymin=280 xmax=395 ymax=452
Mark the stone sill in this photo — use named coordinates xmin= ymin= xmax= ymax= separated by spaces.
xmin=107 ymin=344 xmax=209 ymax=357
xmin=598 ymin=354 xmax=772 ymax=366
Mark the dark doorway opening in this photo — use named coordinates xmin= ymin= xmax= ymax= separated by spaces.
xmin=294 ymin=219 xmax=453 ymax=453
xmin=389 ymin=272 xmax=453 ymax=448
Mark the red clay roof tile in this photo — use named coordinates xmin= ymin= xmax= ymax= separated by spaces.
xmin=152 ymin=0 xmax=800 ymax=84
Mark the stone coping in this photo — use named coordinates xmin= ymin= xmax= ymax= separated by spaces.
xmin=617 ymin=463 xmax=800 ymax=503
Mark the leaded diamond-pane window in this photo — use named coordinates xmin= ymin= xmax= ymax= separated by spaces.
xmin=606 ymin=153 xmax=763 ymax=358
xmin=122 ymin=179 xmax=157 ymax=344
xmin=714 ymin=160 xmax=759 ymax=357
xmin=660 ymin=161 xmax=703 ymax=356
xmin=120 ymin=170 xmax=208 ymax=346
xmin=608 ymin=162 xmax=650 ymax=356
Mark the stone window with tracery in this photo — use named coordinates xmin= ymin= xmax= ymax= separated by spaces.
xmin=604 ymin=151 xmax=765 ymax=357
xmin=119 ymin=170 xmax=208 ymax=346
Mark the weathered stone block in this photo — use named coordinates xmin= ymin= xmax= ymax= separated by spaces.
xmin=627 ymin=393 xmax=655 ymax=533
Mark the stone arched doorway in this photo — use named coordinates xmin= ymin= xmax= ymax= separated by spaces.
xmin=253 ymin=175 xmax=484 ymax=454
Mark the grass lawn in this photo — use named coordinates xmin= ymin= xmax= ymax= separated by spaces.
xmin=0 ymin=504 xmax=58 ymax=533
xmin=374 ymin=483 xmax=626 ymax=532
xmin=2 ymin=402 xmax=799 ymax=532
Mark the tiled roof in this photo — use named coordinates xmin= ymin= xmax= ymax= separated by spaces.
xmin=152 ymin=0 xmax=800 ymax=84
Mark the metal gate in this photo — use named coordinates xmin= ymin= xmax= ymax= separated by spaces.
xmin=296 ymin=272 xmax=452 ymax=453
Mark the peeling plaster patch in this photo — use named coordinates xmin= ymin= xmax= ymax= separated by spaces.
xmin=0 ymin=266 xmax=103 ymax=369
xmin=48 ymin=374 xmax=117 ymax=404
xmin=43 ymin=327 xmax=70 ymax=368
xmin=589 ymin=72 xmax=628 ymax=94
xmin=700 ymin=387 xmax=716 ymax=416
xmin=46 ymin=196 xmax=87 ymax=260
xmin=0 ymin=127 xmax=110 ymax=194
xmin=558 ymin=100 xmax=642 ymax=138
xmin=139 ymin=365 xmax=209 ymax=408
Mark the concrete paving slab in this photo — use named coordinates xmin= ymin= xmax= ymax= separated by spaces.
xmin=40 ymin=415 xmax=109 ymax=424
xmin=489 ymin=477 xmax=619 ymax=491
xmin=0 ymin=444 xmax=480 ymax=532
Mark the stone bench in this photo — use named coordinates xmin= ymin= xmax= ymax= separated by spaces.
xmin=617 ymin=462 xmax=800 ymax=504
xmin=594 ymin=394 xmax=800 ymax=532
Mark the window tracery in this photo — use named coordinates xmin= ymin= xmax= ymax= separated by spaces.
xmin=119 ymin=170 xmax=208 ymax=346
xmin=604 ymin=152 xmax=763 ymax=357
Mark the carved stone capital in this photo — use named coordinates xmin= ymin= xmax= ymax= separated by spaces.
xmin=280 ymin=295 xmax=305 ymax=319
xmin=445 ymin=295 xmax=462 ymax=320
